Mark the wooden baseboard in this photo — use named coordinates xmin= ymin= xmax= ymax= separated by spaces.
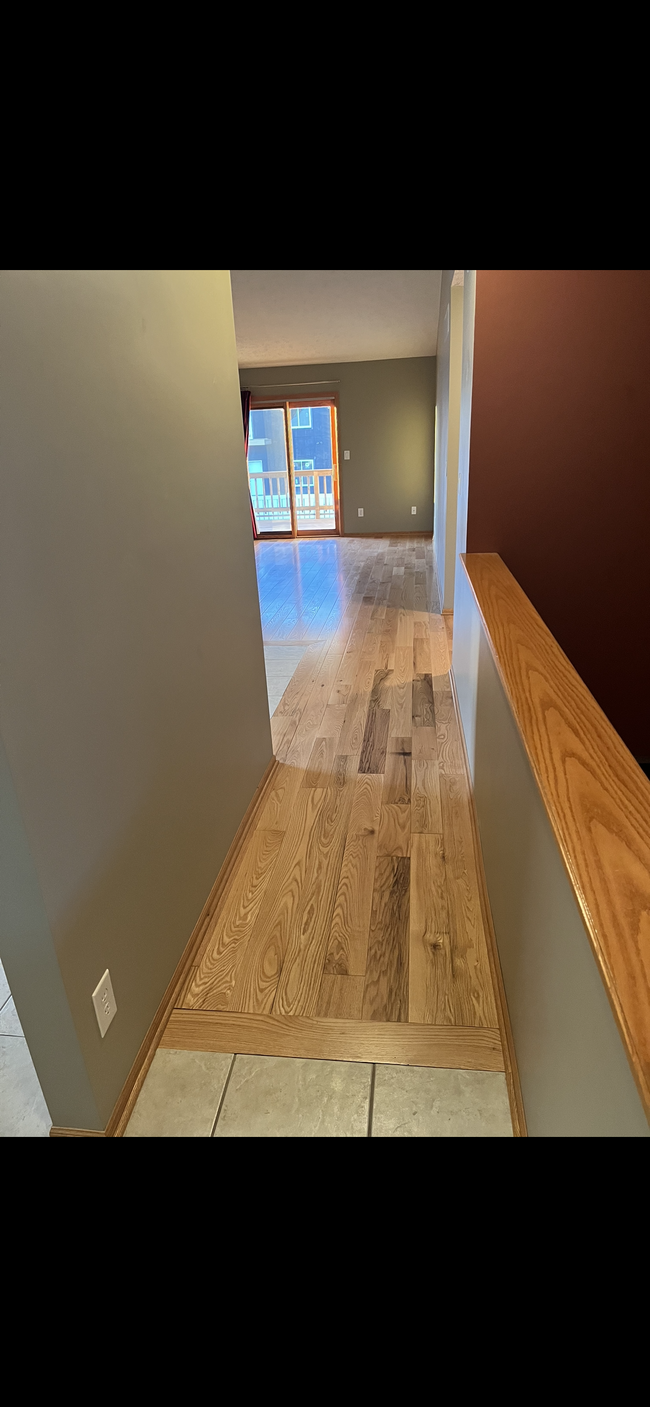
xmin=256 ymin=531 xmax=432 ymax=542
xmin=449 ymin=667 xmax=528 ymax=1136
xmin=254 ymin=533 xmax=341 ymax=541
xmin=342 ymin=531 xmax=432 ymax=540
xmin=50 ymin=1127 xmax=106 ymax=1137
xmin=161 ymin=1010 xmax=505 ymax=1071
xmin=49 ymin=756 xmax=280 ymax=1139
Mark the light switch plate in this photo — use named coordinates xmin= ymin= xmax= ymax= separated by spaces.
xmin=411 ymin=506 xmax=417 ymax=514
xmin=92 ymin=969 xmax=117 ymax=1038
xmin=344 ymin=450 xmax=350 ymax=459
xmin=358 ymin=507 xmax=364 ymax=517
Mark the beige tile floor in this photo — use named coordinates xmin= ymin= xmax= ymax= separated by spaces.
xmin=124 ymin=1048 xmax=513 ymax=1137
xmin=0 ymin=959 xmax=51 ymax=1138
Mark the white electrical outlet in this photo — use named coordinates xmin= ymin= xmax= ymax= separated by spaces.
xmin=344 ymin=450 xmax=350 ymax=459
xmin=411 ymin=506 xmax=417 ymax=514
xmin=92 ymin=969 xmax=117 ymax=1038
xmin=358 ymin=507 xmax=364 ymax=517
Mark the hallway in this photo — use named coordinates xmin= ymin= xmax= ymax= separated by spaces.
xmin=4 ymin=270 xmax=646 ymax=1137
xmin=125 ymin=537 xmax=514 ymax=1134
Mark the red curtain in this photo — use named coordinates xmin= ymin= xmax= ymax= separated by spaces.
xmin=241 ymin=389 xmax=258 ymax=540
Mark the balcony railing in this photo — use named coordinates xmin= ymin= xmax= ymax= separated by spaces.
xmin=249 ymin=471 xmax=336 ymax=531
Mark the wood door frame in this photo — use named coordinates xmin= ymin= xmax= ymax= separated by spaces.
xmin=250 ymin=394 xmax=341 ymax=538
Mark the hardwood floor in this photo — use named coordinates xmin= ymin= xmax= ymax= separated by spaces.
xmin=163 ymin=538 xmax=504 ymax=1071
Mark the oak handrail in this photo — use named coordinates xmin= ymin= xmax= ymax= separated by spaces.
xmin=460 ymin=553 xmax=650 ymax=1121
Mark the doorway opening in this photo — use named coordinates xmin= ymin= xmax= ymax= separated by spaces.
xmin=247 ymin=398 xmax=340 ymax=538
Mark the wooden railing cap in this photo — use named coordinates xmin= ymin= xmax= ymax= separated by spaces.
xmin=460 ymin=552 xmax=650 ymax=1121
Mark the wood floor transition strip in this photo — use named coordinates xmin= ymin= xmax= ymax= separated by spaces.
xmin=160 ymin=1010 xmax=505 ymax=1070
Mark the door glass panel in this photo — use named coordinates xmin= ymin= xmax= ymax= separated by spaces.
xmin=248 ymin=408 xmax=291 ymax=534
xmin=290 ymin=405 xmax=337 ymax=532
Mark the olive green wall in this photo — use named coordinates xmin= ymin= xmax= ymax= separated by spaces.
xmin=0 ymin=271 xmax=272 ymax=1130
xmin=241 ymin=357 xmax=436 ymax=534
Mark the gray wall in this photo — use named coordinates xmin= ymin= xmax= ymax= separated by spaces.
xmin=433 ymin=274 xmax=452 ymax=601
xmin=0 ymin=270 xmax=273 ymax=1130
xmin=453 ymin=272 xmax=476 ymax=582
xmin=453 ymin=562 xmax=649 ymax=1136
xmin=240 ymin=358 xmax=436 ymax=534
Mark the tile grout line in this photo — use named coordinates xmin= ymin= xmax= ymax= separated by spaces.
xmin=210 ymin=1053 xmax=237 ymax=1138
xmin=367 ymin=1064 xmax=377 ymax=1138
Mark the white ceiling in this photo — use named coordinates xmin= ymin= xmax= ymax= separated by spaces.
xmin=230 ymin=270 xmax=442 ymax=368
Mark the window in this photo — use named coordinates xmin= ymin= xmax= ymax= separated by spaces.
xmin=294 ymin=459 xmax=314 ymax=474
xmin=290 ymin=407 xmax=312 ymax=429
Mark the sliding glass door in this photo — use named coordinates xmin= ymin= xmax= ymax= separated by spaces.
xmin=247 ymin=407 xmax=292 ymax=534
xmin=289 ymin=403 xmax=338 ymax=532
xmin=247 ymin=399 xmax=340 ymax=537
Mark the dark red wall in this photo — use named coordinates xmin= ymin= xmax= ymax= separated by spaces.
xmin=467 ymin=270 xmax=650 ymax=758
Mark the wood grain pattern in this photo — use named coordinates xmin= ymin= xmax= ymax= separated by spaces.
xmin=433 ymin=673 xmax=464 ymax=773
xmin=443 ymin=611 xmax=453 ymax=655
xmin=148 ymin=541 xmax=507 ymax=1082
xmin=271 ymin=643 xmax=326 ymax=721
xmin=272 ymin=763 xmax=356 ymax=1015
xmin=439 ymin=771 xmax=499 ymax=1028
xmin=172 ymin=965 xmax=198 ymax=1007
xmin=328 ymin=680 xmax=352 ymax=707
xmin=348 ymin=773 xmax=383 ymax=835
xmin=412 ymin=726 xmax=438 ymax=761
xmin=368 ymin=667 xmax=393 ymax=711
xmin=388 ymin=735 xmax=412 ymax=753
xmin=50 ymin=1127 xmax=106 ymax=1137
xmin=183 ymin=828 xmax=285 ymax=1011
xmin=337 ymin=649 xmax=377 ymax=753
xmin=460 ymin=550 xmax=650 ymax=1124
xmin=396 ymin=606 xmax=413 ymax=647
xmin=411 ymin=759 xmax=443 ymax=833
xmin=362 ymin=856 xmax=410 ymax=1021
xmin=412 ymin=673 xmax=435 ymax=727
xmin=378 ymin=803 xmax=411 ymax=856
xmin=377 ymin=635 xmax=396 ymax=672
xmin=319 ymin=702 xmax=348 ymax=738
xmin=281 ymin=651 xmax=344 ymax=766
xmin=303 ymin=735 xmax=337 ymax=787
xmin=255 ymin=761 xmax=304 ymax=833
xmin=390 ymin=646 xmax=413 ymax=736
xmin=383 ymin=747 xmax=412 ymax=804
xmin=409 ymin=833 xmax=453 ymax=1024
xmin=413 ymin=638 xmax=431 ymax=674
xmin=358 ymin=705 xmax=390 ymax=774
xmin=325 ymin=829 xmax=379 ymax=975
xmin=230 ymin=786 xmax=332 ymax=1013
xmin=161 ymin=1010 xmax=505 ymax=1069
xmin=316 ymin=974 xmax=365 ymax=1019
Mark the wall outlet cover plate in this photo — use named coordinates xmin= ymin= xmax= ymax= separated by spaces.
xmin=92 ymin=969 xmax=117 ymax=1038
